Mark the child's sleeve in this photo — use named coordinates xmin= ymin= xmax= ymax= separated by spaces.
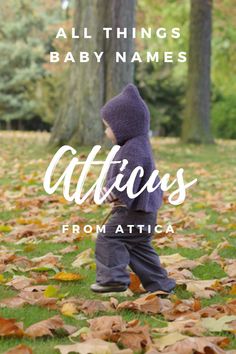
xmin=105 ymin=143 xmax=145 ymax=209
xmin=100 ymin=186 xmax=119 ymax=203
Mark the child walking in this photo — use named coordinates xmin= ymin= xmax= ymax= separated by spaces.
xmin=90 ymin=83 xmax=176 ymax=294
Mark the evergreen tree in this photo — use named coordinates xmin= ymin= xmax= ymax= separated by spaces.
xmin=0 ymin=0 xmax=46 ymax=128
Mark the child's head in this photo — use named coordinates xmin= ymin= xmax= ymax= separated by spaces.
xmin=100 ymin=83 xmax=150 ymax=145
xmin=102 ymin=119 xmax=116 ymax=144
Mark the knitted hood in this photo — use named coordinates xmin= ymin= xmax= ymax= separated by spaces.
xmin=100 ymin=83 xmax=163 ymax=213
xmin=100 ymin=83 xmax=150 ymax=145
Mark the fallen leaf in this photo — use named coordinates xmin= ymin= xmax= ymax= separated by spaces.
xmin=6 ymin=276 xmax=33 ymax=290
xmin=162 ymin=299 xmax=201 ymax=321
xmin=128 ymin=272 xmax=145 ymax=293
xmin=201 ymin=315 xmax=236 ymax=332
xmin=3 ymin=344 xmax=33 ymax=354
xmin=88 ymin=315 xmax=126 ymax=334
xmin=53 ymin=272 xmax=83 ymax=281
xmin=117 ymin=292 xmax=162 ymax=314
xmin=229 ymin=285 xmax=236 ymax=295
xmin=72 ymin=248 xmax=94 ymax=268
xmin=153 ymin=318 xmax=205 ymax=336
xmin=55 ymin=338 xmax=133 ymax=354
xmin=25 ymin=315 xmax=73 ymax=338
xmin=157 ymin=336 xmax=229 ymax=354
xmin=59 ymin=245 xmax=79 ymax=254
xmin=44 ymin=285 xmax=61 ymax=298
xmin=199 ymin=300 xmax=236 ymax=318
xmin=153 ymin=332 xmax=189 ymax=350
xmin=25 ymin=315 xmax=63 ymax=338
xmin=0 ymin=296 xmax=26 ymax=309
xmin=118 ymin=324 xmax=152 ymax=351
xmin=31 ymin=252 xmax=61 ymax=267
xmin=79 ymin=299 xmax=116 ymax=315
xmin=225 ymin=263 xmax=236 ymax=277
xmin=0 ymin=317 xmax=24 ymax=337
xmin=179 ymin=279 xmax=218 ymax=298
xmin=160 ymin=253 xmax=187 ymax=266
xmin=61 ymin=303 xmax=78 ymax=317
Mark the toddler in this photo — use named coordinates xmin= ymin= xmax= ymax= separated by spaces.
xmin=90 ymin=83 xmax=176 ymax=294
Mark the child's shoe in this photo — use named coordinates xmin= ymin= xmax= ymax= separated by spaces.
xmin=90 ymin=282 xmax=128 ymax=293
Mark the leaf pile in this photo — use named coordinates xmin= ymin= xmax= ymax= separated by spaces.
xmin=0 ymin=132 xmax=235 ymax=353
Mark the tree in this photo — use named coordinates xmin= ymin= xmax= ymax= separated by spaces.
xmin=0 ymin=0 xmax=46 ymax=129
xmin=49 ymin=0 xmax=136 ymax=147
xmin=181 ymin=0 xmax=214 ymax=144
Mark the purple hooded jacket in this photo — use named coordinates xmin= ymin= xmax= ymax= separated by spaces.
xmin=100 ymin=83 xmax=163 ymax=213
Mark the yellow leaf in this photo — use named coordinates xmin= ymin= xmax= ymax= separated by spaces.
xmin=24 ymin=244 xmax=37 ymax=252
xmin=0 ymin=274 xmax=6 ymax=283
xmin=44 ymin=285 xmax=60 ymax=298
xmin=61 ymin=303 xmax=78 ymax=317
xmin=0 ymin=225 xmax=12 ymax=232
xmin=53 ymin=272 xmax=83 ymax=282
xmin=229 ymin=285 xmax=236 ymax=295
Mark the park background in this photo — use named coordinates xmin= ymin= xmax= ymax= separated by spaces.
xmin=0 ymin=1 xmax=236 ymax=354
xmin=0 ymin=0 xmax=235 ymax=142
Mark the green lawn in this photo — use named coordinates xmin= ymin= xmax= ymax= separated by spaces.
xmin=0 ymin=131 xmax=235 ymax=354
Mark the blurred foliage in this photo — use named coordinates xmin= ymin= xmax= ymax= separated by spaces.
xmin=0 ymin=1 xmax=46 ymax=126
xmin=212 ymin=94 xmax=236 ymax=139
xmin=0 ymin=0 xmax=235 ymax=138
xmin=135 ymin=0 xmax=236 ymax=138
xmin=135 ymin=62 xmax=185 ymax=136
xmin=0 ymin=0 xmax=71 ymax=129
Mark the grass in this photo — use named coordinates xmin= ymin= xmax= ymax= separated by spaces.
xmin=0 ymin=131 xmax=236 ymax=353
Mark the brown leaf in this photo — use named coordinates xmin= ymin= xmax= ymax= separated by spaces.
xmin=153 ymin=318 xmax=205 ymax=336
xmin=25 ymin=315 xmax=66 ymax=338
xmin=79 ymin=299 xmax=114 ymax=315
xmin=118 ymin=324 xmax=152 ymax=351
xmin=0 ymin=317 xmax=24 ymax=337
xmin=225 ymin=262 xmax=236 ymax=277
xmin=168 ymin=268 xmax=194 ymax=281
xmin=0 ymin=296 xmax=26 ymax=309
xmin=117 ymin=292 xmax=162 ymax=314
xmin=199 ymin=300 xmax=236 ymax=318
xmin=153 ymin=332 xmax=189 ymax=351
xmin=59 ymin=245 xmax=79 ymax=254
xmin=168 ymin=259 xmax=202 ymax=271
xmin=177 ymin=279 xmax=218 ymax=298
xmin=55 ymin=338 xmax=133 ymax=354
xmin=128 ymin=272 xmax=145 ymax=293
xmin=7 ymin=224 xmax=40 ymax=241
xmin=0 ymin=288 xmax=58 ymax=310
xmin=162 ymin=299 xmax=201 ymax=321
xmin=31 ymin=252 xmax=61 ymax=267
xmin=87 ymin=315 xmax=126 ymax=341
xmin=82 ymin=315 xmax=151 ymax=352
xmin=160 ymin=253 xmax=187 ymax=266
xmin=6 ymin=276 xmax=32 ymax=290
xmin=18 ymin=290 xmax=58 ymax=309
xmin=159 ymin=336 xmax=229 ymax=354
xmin=3 ymin=344 xmax=33 ymax=354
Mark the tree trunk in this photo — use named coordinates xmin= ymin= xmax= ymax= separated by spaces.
xmin=18 ymin=119 xmax=23 ymax=130
xmin=6 ymin=120 xmax=12 ymax=130
xmin=181 ymin=0 xmax=214 ymax=144
xmin=49 ymin=0 xmax=136 ymax=147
